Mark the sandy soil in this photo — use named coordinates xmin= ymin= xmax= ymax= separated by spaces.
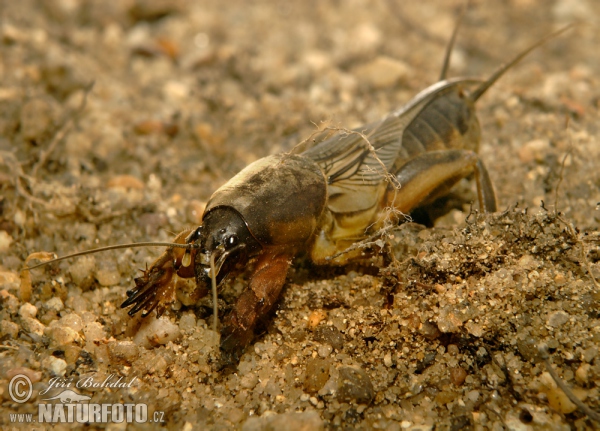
xmin=1 ymin=0 xmax=599 ymax=429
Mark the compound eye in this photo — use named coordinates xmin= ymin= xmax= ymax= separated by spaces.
xmin=225 ymin=234 xmax=238 ymax=249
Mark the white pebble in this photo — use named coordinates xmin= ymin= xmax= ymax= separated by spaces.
xmin=19 ymin=303 xmax=38 ymax=319
xmin=133 ymin=316 xmax=181 ymax=348
xmin=42 ymin=356 xmax=67 ymax=377
xmin=46 ymin=297 xmax=64 ymax=312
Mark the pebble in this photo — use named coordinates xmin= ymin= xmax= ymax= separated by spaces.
xmin=314 ymin=326 xmax=344 ymax=350
xmin=304 ymin=358 xmax=330 ymax=393
xmin=0 ymin=231 xmax=13 ymax=252
xmin=0 ymin=290 xmax=20 ymax=314
xmin=0 ymin=320 xmax=19 ymax=338
xmin=83 ymin=322 xmax=106 ymax=348
xmin=45 ymin=297 xmax=64 ymax=312
xmin=133 ymin=316 xmax=181 ymax=348
xmin=437 ymin=311 xmax=462 ymax=333
xmin=517 ymin=336 xmax=539 ymax=362
xmin=517 ymin=139 xmax=550 ymax=163
xmin=108 ymin=340 xmax=140 ymax=365
xmin=178 ymin=313 xmax=197 ymax=333
xmin=420 ymin=321 xmax=441 ymax=340
xmin=240 ymin=373 xmax=259 ymax=390
xmin=95 ymin=261 xmax=121 ymax=287
xmin=45 ymin=325 xmax=81 ymax=347
xmin=546 ymin=386 xmax=577 ymax=414
xmin=384 ymin=352 xmax=393 ymax=368
xmin=19 ymin=303 xmax=38 ymax=319
xmin=337 ymin=366 xmax=374 ymax=404
xmin=42 ymin=356 xmax=68 ymax=377
xmin=0 ymin=271 xmax=19 ymax=291
xmin=582 ymin=346 xmax=598 ymax=363
xmin=575 ymin=363 xmax=590 ymax=385
xmin=106 ymin=174 xmax=145 ymax=190
xmin=352 ymin=56 xmax=411 ymax=89
xmin=546 ymin=310 xmax=569 ymax=328
xmin=307 ymin=310 xmax=327 ymax=330
xmin=318 ymin=344 xmax=333 ymax=358
xmin=466 ymin=390 xmax=480 ymax=403
xmin=68 ymin=255 xmax=96 ymax=286
xmin=450 ymin=366 xmax=468 ymax=386
xmin=59 ymin=313 xmax=84 ymax=332
xmin=21 ymin=317 xmax=45 ymax=336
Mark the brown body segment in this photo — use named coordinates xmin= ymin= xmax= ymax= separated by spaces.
xmin=205 ymin=153 xmax=328 ymax=247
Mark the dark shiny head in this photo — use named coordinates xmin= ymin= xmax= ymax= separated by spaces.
xmin=191 ymin=207 xmax=262 ymax=283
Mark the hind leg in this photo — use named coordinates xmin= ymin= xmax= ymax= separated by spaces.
xmin=390 ymin=149 xmax=497 ymax=213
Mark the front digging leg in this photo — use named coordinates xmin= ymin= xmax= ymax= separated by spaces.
xmin=121 ymin=229 xmax=202 ymax=317
xmin=220 ymin=247 xmax=293 ymax=363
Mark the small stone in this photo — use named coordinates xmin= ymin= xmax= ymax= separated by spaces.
xmin=133 ymin=316 xmax=180 ymax=348
xmin=83 ymin=322 xmax=105 ymax=347
xmin=318 ymin=344 xmax=332 ymax=358
xmin=19 ymin=303 xmax=38 ymax=319
xmin=437 ymin=311 xmax=462 ymax=333
xmin=63 ymin=345 xmax=82 ymax=365
xmin=518 ymin=139 xmax=550 ymax=163
xmin=178 ymin=313 xmax=197 ymax=333
xmin=108 ymin=340 xmax=140 ymax=365
xmin=59 ymin=313 xmax=83 ymax=332
xmin=465 ymin=321 xmax=485 ymax=338
xmin=304 ymin=358 xmax=330 ymax=394
xmin=107 ymin=174 xmax=145 ymax=190
xmin=337 ymin=366 xmax=374 ymax=404
xmin=163 ymin=80 xmax=189 ymax=102
xmin=45 ymin=297 xmax=64 ymax=312
xmin=546 ymin=387 xmax=577 ymax=414
xmin=420 ymin=321 xmax=441 ymax=340
xmin=546 ymin=310 xmax=569 ymax=328
xmin=21 ymin=317 xmax=45 ymax=336
xmin=314 ymin=326 xmax=344 ymax=350
xmin=0 ymin=290 xmax=20 ymax=314
xmin=553 ymin=273 xmax=567 ymax=286
xmin=582 ymin=346 xmax=598 ymax=363
xmin=450 ymin=366 xmax=468 ymax=386
xmin=45 ymin=325 xmax=82 ymax=347
xmin=575 ymin=363 xmax=590 ymax=385
xmin=384 ymin=352 xmax=393 ymax=368
xmin=307 ymin=310 xmax=327 ymax=330
xmin=0 ymin=319 xmax=19 ymax=338
xmin=466 ymin=390 xmax=480 ymax=403
xmin=42 ymin=356 xmax=67 ymax=377
xmin=95 ymin=261 xmax=121 ymax=287
xmin=0 ymin=231 xmax=13 ymax=252
xmin=435 ymin=389 xmax=458 ymax=405
xmin=517 ymin=336 xmax=539 ymax=362
xmin=68 ymin=255 xmax=96 ymax=286
xmin=353 ymin=56 xmax=411 ymax=89
xmin=240 ymin=373 xmax=258 ymax=390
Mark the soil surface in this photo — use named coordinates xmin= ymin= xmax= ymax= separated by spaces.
xmin=1 ymin=0 xmax=599 ymax=430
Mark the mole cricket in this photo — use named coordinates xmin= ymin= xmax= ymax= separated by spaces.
xmin=26 ymin=19 xmax=571 ymax=363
